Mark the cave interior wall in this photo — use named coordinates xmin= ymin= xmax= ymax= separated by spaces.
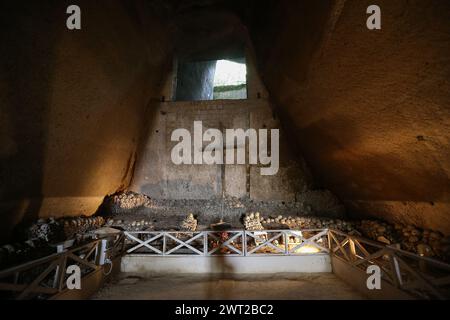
xmin=1 ymin=0 xmax=449 ymax=241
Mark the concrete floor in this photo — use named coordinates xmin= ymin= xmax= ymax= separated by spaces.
xmin=92 ymin=273 xmax=365 ymax=300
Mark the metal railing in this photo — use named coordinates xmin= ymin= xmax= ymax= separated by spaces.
xmin=124 ymin=229 xmax=450 ymax=299
xmin=1 ymin=228 xmax=449 ymax=300
xmin=0 ymin=233 xmax=125 ymax=300
xmin=328 ymin=229 xmax=450 ymax=300
xmin=123 ymin=229 xmax=329 ymax=256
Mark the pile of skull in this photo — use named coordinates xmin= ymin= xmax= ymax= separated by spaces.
xmin=180 ymin=213 xmax=198 ymax=232
xmin=104 ymin=218 xmax=154 ymax=231
xmin=0 ymin=216 xmax=105 ymax=269
xmin=244 ymin=213 xmax=450 ymax=262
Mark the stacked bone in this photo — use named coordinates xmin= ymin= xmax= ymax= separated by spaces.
xmin=1 ymin=216 xmax=106 ymax=270
xmin=105 ymin=191 xmax=154 ymax=214
xmin=61 ymin=216 xmax=105 ymax=239
xmin=261 ymin=215 xmax=296 ymax=228
xmin=354 ymin=220 xmax=450 ymax=261
xmin=27 ymin=216 xmax=105 ymax=242
xmin=244 ymin=212 xmax=264 ymax=231
xmin=259 ymin=215 xmax=450 ymax=261
xmin=180 ymin=213 xmax=198 ymax=232
xmin=260 ymin=215 xmax=357 ymax=234
xmin=392 ymin=223 xmax=450 ymax=260
xmin=105 ymin=218 xmax=153 ymax=231
xmin=358 ymin=220 xmax=398 ymax=245
xmin=28 ymin=217 xmax=63 ymax=242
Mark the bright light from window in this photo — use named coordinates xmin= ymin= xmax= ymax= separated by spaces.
xmin=213 ymin=60 xmax=247 ymax=87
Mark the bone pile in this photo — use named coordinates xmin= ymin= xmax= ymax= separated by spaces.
xmin=1 ymin=216 xmax=106 ymax=270
xmin=258 ymin=214 xmax=450 ymax=262
xmin=105 ymin=218 xmax=153 ymax=231
xmin=244 ymin=212 xmax=264 ymax=231
xmin=392 ymin=223 xmax=449 ymax=260
xmin=260 ymin=215 xmax=357 ymax=234
xmin=357 ymin=220 xmax=450 ymax=260
xmin=103 ymin=191 xmax=154 ymax=214
xmin=61 ymin=216 xmax=105 ymax=239
xmin=27 ymin=216 xmax=105 ymax=242
xmin=28 ymin=217 xmax=63 ymax=242
xmin=358 ymin=220 xmax=398 ymax=245
xmin=180 ymin=213 xmax=198 ymax=231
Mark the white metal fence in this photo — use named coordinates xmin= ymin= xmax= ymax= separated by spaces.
xmin=123 ymin=228 xmax=450 ymax=299
xmin=123 ymin=229 xmax=330 ymax=256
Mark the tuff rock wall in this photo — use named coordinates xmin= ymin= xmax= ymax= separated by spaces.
xmin=246 ymin=0 xmax=450 ymax=234
xmin=0 ymin=0 xmax=172 ymax=242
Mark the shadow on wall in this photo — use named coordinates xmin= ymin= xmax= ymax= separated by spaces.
xmin=295 ymin=118 xmax=450 ymax=202
xmin=0 ymin=0 xmax=174 ymax=243
xmin=246 ymin=0 xmax=450 ymax=233
xmin=175 ymin=61 xmax=217 ymax=101
xmin=0 ymin=1 xmax=62 ymax=242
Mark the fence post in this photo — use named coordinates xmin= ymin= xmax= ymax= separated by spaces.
xmin=284 ymin=231 xmax=289 ymax=255
xmin=349 ymin=238 xmax=357 ymax=262
xmin=52 ymin=244 xmax=65 ymax=288
xmin=57 ymin=255 xmax=68 ymax=291
xmin=242 ymin=231 xmax=246 ymax=256
xmin=203 ymin=232 xmax=208 ymax=256
xmin=388 ymin=249 xmax=403 ymax=288
xmin=162 ymin=232 xmax=167 ymax=256
xmin=327 ymin=230 xmax=332 ymax=251
xmin=97 ymin=239 xmax=108 ymax=266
